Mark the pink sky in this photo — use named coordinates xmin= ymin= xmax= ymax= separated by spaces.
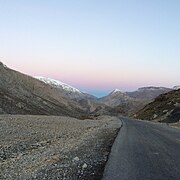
xmin=3 ymin=58 xmax=178 ymax=97
xmin=1 ymin=0 xmax=179 ymax=96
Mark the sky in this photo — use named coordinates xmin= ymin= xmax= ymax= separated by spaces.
xmin=0 ymin=0 xmax=180 ymax=97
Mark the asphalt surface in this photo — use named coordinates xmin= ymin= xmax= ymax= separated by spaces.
xmin=102 ymin=117 xmax=180 ymax=180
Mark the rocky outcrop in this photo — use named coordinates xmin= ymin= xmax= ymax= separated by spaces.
xmin=136 ymin=89 xmax=180 ymax=123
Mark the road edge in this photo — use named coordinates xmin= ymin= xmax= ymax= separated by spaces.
xmin=101 ymin=117 xmax=123 ymax=180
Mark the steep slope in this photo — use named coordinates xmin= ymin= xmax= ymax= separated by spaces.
xmin=136 ymin=89 xmax=180 ymax=123
xmin=35 ymin=76 xmax=86 ymax=100
xmin=0 ymin=62 xmax=86 ymax=117
xmin=35 ymin=76 xmax=97 ymax=100
xmin=35 ymin=76 xmax=100 ymax=113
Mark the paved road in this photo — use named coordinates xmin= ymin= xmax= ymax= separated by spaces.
xmin=102 ymin=117 xmax=180 ymax=180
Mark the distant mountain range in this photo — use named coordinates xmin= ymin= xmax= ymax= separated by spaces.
xmin=0 ymin=61 xmax=179 ymax=120
xmin=98 ymin=86 xmax=173 ymax=115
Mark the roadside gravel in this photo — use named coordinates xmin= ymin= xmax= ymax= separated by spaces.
xmin=0 ymin=115 xmax=121 ymax=179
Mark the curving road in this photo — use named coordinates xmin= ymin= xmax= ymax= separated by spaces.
xmin=102 ymin=117 xmax=180 ymax=180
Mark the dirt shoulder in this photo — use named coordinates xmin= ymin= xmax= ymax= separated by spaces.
xmin=169 ymin=121 xmax=180 ymax=129
xmin=0 ymin=115 xmax=121 ymax=179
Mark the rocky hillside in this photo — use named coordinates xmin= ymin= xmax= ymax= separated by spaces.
xmin=0 ymin=62 xmax=177 ymax=118
xmin=136 ymin=89 xmax=180 ymax=123
xmin=99 ymin=89 xmax=134 ymax=107
xmin=35 ymin=76 xmax=97 ymax=101
xmin=0 ymin=62 xmax=86 ymax=117
xmin=35 ymin=76 xmax=106 ymax=114
xmin=98 ymin=87 xmax=172 ymax=116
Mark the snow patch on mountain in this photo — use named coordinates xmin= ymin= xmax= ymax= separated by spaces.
xmin=173 ymin=86 xmax=180 ymax=90
xmin=0 ymin=61 xmax=7 ymax=68
xmin=137 ymin=87 xmax=168 ymax=91
xmin=35 ymin=76 xmax=82 ymax=93
xmin=112 ymin=89 xmax=121 ymax=93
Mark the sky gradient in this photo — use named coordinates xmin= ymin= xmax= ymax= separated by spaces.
xmin=0 ymin=0 xmax=180 ymax=97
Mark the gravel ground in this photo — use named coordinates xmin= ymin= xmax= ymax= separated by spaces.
xmin=170 ymin=121 xmax=180 ymax=129
xmin=0 ymin=115 xmax=121 ymax=180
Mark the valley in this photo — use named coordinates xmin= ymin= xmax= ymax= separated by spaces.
xmin=0 ymin=62 xmax=180 ymax=179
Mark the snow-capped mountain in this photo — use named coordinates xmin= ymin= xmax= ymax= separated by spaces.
xmin=0 ymin=63 xmax=86 ymax=117
xmin=99 ymin=89 xmax=130 ymax=107
xmin=35 ymin=76 xmax=82 ymax=93
xmin=173 ymin=86 xmax=180 ymax=90
xmin=111 ymin=89 xmax=122 ymax=94
xmin=98 ymin=86 xmax=172 ymax=115
xmin=0 ymin=61 xmax=7 ymax=68
xmin=35 ymin=76 xmax=97 ymax=101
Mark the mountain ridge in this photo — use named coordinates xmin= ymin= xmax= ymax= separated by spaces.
xmin=1 ymin=61 xmax=179 ymax=118
xmin=98 ymin=86 xmax=173 ymax=116
xmin=35 ymin=76 xmax=82 ymax=93
xmin=0 ymin=62 xmax=86 ymax=117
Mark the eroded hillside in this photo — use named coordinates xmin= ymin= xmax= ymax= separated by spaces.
xmin=136 ymin=89 xmax=180 ymax=123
